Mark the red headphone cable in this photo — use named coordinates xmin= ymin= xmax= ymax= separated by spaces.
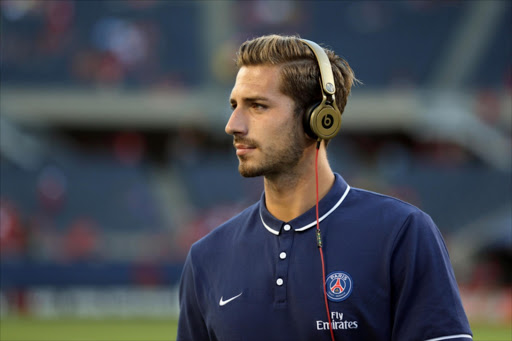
xmin=315 ymin=139 xmax=336 ymax=341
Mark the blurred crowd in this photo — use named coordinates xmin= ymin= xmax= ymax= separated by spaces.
xmin=2 ymin=0 xmax=510 ymax=89
xmin=0 ymin=0 xmax=510 ymax=322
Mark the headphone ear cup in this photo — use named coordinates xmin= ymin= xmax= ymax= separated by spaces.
xmin=306 ymin=103 xmax=342 ymax=140
xmin=303 ymin=103 xmax=320 ymax=139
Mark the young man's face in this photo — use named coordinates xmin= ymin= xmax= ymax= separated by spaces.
xmin=226 ymin=65 xmax=309 ymax=178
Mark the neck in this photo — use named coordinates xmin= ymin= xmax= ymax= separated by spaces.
xmin=263 ymin=143 xmax=334 ymax=222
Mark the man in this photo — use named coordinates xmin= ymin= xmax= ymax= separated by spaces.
xmin=177 ymin=34 xmax=472 ymax=341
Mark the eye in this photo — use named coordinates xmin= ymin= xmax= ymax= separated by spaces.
xmin=230 ymin=102 xmax=237 ymax=111
xmin=251 ymin=103 xmax=267 ymax=110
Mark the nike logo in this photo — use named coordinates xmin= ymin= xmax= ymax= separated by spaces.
xmin=219 ymin=292 xmax=243 ymax=306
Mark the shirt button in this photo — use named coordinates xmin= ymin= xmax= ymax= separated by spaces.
xmin=279 ymin=252 xmax=287 ymax=260
xmin=283 ymin=224 xmax=291 ymax=231
xmin=276 ymin=278 xmax=284 ymax=286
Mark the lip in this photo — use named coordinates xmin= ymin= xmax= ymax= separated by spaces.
xmin=235 ymin=144 xmax=256 ymax=156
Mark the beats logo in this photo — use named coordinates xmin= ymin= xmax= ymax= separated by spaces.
xmin=322 ymin=114 xmax=334 ymax=129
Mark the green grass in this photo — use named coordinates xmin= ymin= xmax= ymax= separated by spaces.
xmin=0 ymin=317 xmax=510 ymax=341
xmin=0 ymin=317 xmax=178 ymax=341
xmin=471 ymin=321 xmax=512 ymax=341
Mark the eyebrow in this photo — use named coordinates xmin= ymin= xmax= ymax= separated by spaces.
xmin=229 ymin=96 xmax=271 ymax=106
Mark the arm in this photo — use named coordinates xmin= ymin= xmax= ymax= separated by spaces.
xmin=390 ymin=211 xmax=472 ymax=341
xmin=177 ymin=250 xmax=210 ymax=341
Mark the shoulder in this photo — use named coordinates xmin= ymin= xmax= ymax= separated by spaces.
xmin=349 ymin=187 xmax=420 ymax=212
xmin=344 ymin=187 xmax=439 ymax=245
xmin=347 ymin=187 xmax=429 ymax=223
xmin=189 ymin=201 xmax=260 ymax=258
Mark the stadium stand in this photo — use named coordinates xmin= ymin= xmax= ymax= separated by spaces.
xmin=0 ymin=1 xmax=510 ymax=321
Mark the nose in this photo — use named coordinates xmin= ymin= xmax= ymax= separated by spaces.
xmin=225 ymin=108 xmax=247 ymax=136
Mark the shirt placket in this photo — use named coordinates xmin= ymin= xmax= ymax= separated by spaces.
xmin=274 ymin=223 xmax=294 ymax=309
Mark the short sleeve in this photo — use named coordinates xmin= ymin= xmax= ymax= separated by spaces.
xmin=390 ymin=211 xmax=472 ymax=341
xmin=177 ymin=249 xmax=210 ymax=341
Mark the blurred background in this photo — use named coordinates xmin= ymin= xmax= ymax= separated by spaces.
xmin=0 ymin=0 xmax=510 ymax=339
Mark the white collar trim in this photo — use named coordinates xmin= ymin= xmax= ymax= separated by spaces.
xmin=260 ymin=185 xmax=351 ymax=234
xmin=260 ymin=210 xmax=280 ymax=235
xmin=295 ymin=185 xmax=351 ymax=231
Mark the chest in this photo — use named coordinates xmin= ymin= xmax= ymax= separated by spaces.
xmin=202 ymin=227 xmax=393 ymax=340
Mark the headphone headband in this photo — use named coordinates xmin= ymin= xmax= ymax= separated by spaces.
xmin=299 ymin=38 xmax=342 ymax=141
xmin=300 ymin=39 xmax=336 ymax=96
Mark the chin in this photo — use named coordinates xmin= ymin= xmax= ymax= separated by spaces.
xmin=238 ymin=167 xmax=262 ymax=178
xmin=238 ymin=161 xmax=266 ymax=178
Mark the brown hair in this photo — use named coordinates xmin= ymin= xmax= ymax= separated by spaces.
xmin=236 ymin=34 xmax=358 ymax=121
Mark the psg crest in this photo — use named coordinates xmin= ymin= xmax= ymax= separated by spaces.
xmin=326 ymin=271 xmax=353 ymax=302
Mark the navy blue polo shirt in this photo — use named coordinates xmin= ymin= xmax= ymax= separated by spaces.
xmin=177 ymin=173 xmax=472 ymax=341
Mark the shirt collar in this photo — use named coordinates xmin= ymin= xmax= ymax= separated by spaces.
xmin=259 ymin=173 xmax=351 ymax=235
